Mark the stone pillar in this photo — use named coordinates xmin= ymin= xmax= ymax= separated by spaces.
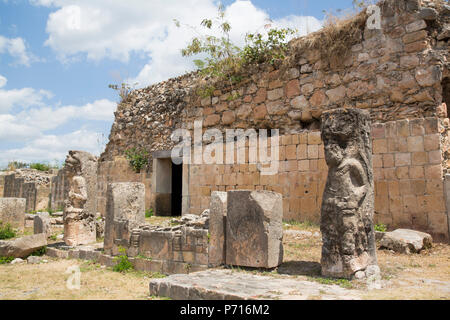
xmin=63 ymin=151 xmax=98 ymax=246
xmin=34 ymin=212 xmax=51 ymax=237
xmin=0 ymin=198 xmax=26 ymax=231
xmin=226 ymin=190 xmax=283 ymax=268
xmin=104 ymin=182 xmax=146 ymax=255
xmin=208 ymin=191 xmax=227 ymax=267
xmin=320 ymin=108 xmax=378 ymax=279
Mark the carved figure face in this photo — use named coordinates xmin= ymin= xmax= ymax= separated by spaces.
xmin=324 ymin=139 xmax=345 ymax=167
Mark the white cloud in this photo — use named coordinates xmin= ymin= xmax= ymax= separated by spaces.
xmin=0 ymin=75 xmax=6 ymax=88
xmin=0 ymin=83 xmax=53 ymax=114
xmin=0 ymin=129 xmax=105 ymax=166
xmin=0 ymin=35 xmax=35 ymax=66
xmin=35 ymin=0 xmax=323 ymax=86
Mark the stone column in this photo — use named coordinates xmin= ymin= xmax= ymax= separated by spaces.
xmin=208 ymin=191 xmax=227 ymax=267
xmin=104 ymin=182 xmax=146 ymax=255
xmin=320 ymin=108 xmax=378 ymax=279
xmin=63 ymin=151 xmax=98 ymax=246
xmin=226 ymin=190 xmax=283 ymax=268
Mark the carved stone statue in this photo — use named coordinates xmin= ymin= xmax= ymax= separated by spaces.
xmin=320 ymin=108 xmax=378 ymax=279
xmin=63 ymin=151 xmax=98 ymax=246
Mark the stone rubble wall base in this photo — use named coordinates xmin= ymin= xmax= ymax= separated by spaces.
xmin=45 ymin=247 xmax=208 ymax=275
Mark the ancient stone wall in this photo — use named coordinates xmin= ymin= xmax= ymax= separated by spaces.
xmin=97 ymin=157 xmax=152 ymax=217
xmin=98 ymin=0 xmax=449 ymax=241
xmin=50 ymin=168 xmax=69 ymax=211
xmin=2 ymin=169 xmax=54 ymax=212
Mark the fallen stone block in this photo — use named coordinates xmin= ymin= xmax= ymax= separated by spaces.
xmin=379 ymin=229 xmax=432 ymax=254
xmin=226 ymin=190 xmax=283 ymax=268
xmin=0 ymin=234 xmax=47 ymax=258
xmin=0 ymin=198 xmax=26 ymax=231
xmin=149 ymin=270 xmax=362 ymax=300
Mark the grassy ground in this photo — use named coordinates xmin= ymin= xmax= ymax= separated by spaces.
xmin=0 ymin=217 xmax=449 ymax=300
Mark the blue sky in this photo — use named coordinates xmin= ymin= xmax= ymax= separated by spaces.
xmin=0 ymin=0 xmax=355 ymax=168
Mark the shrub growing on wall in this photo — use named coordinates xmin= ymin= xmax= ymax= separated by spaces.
xmin=125 ymin=148 xmax=149 ymax=173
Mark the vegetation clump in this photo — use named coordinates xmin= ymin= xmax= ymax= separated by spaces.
xmin=177 ymin=4 xmax=296 ymax=96
xmin=125 ymin=147 xmax=149 ymax=173
xmin=0 ymin=222 xmax=16 ymax=240
xmin=113 ymin=247 xmax=133 ymax=273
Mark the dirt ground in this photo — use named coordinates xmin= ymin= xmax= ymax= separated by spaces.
xmin=0 ymin=218 xmax=449 ymax=300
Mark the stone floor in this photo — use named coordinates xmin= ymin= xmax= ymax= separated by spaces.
xmin=149 ymin=269 xmax=363 ymax=300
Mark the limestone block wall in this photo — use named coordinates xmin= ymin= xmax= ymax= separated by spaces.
xmin=185 ymin=117 xmax=449 ymax=241
xmin=97 ymin=157 xmax=152 ymax=216
xmin=2 ymin=170 xmax=54 ymax=212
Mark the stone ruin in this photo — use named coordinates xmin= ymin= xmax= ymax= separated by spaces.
xmin=2 ymin=169 xmax=54 ymax=213
xmin=63 ymin=151 xmax=98 ymax=246
xmin=102 ymin=185 xmax=284 ymax=272
xmin=320 ymin=108 xmax=378 ymax=279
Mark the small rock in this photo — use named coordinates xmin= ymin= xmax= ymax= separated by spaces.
xmin=379 ymin=229 xmax=432 ymax=254
xmin=354 ymin=271 xmax=366 ymax=279
xmin=418 ymin=8 xmax=438 ymax=20
xmin=27 ymin=256 xmax=42 ymax=264
xmin=10 ymin=258 xmax=25 ymax=265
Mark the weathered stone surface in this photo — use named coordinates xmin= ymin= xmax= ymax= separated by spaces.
xmin=104 ymin=182 xmax=146 ymax=255
xmin=63 ymin=151 xmax=98 ymax=246
xmin=379 ymin=229 xmax=432 ymax=254
xmin=208 ymin=191 xmax=227 ymax=267
xmin=0 ymin=198 xmax=26 ymax=231
xmin=0 ymin=234 xmax=47 ymax=258
xmin=27 ymin=256 xmax=42 ymax=264
xmin=226 ymin=190 xmax=283 ymax=268
xmin=149 ymin=270 xmax=362 ymax=300
xmin=33 ymin=212 xmax=52 ymax=237
xmin=320 ymin=109 xmax=377 ymax=279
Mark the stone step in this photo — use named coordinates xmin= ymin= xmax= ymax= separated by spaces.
xmin=149 ymin=269 xmax=362 ymax=300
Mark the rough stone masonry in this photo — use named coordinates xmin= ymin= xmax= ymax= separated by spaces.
xmin=320 ymin=108 xmax=378 ymax=279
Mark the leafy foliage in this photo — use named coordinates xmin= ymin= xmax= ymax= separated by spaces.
xmin=145 ymin=209 xmax=154 ymax=218
xmin=113 ymin=246 xmax=133 ymax=273
xmin=125 ymin=147 xmax=149 ymax=173
xmin=374 ymin=223 xmax=387 ymax=232
xmin=0 ymin=256 xmax=14 ymax=264
xmin=241 ymin=28 xmax=296 ymax=65
xmin=177 ymin=5 xmax=297 ymax=96
xmin=31 ymin=246 xmax=47 ymax=257
xmin=30 ymin=163 xmax=51 ymax=171
xmin=0 ymin=222 xmax=16 ymax=240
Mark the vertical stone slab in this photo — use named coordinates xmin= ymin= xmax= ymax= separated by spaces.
xmin=320 ymin=108 xmax=377 ymax=279
xmin=226 ymin=190 xmax=283 ymax=268
xmin=63 ymin=151 xmax=98 ymax=246
xmin=208 ymin=191 xmax=227 ymax=267
xmin=0 ymin=198 xmax=26 ymax=231
xmin=104 ymin=182 xmax=146 ymax=255
xmin=443 ymin=175 xmax=450 ymax=244
xmin=34 ymin=212 xmax=51 ymax=237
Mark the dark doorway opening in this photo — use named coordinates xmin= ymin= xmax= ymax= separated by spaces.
xmin=171 ymin=163 xmax=183 ymax=216
xmin=443 ymin=77 xmax=450 ymax=116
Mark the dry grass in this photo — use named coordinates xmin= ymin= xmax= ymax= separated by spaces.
xmin=281 ymin=224 xmax=450 ymax=299
xmin=1 ymin=219 xmax=448 ymax=300
xmin=290 ymin=9 xmax=367 ymax=67
xmin=0 ymin=259 xmax=166 ymax=300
